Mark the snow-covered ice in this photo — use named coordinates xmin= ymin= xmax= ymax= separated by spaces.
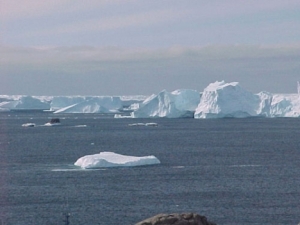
xmin=74 ymin=151 xmax=160 ymax=169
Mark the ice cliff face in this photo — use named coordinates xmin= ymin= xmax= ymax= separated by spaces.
xmin=194 ymin=81 xmax=300 ymax=119
xmin=131 ymin=89 xmax=200 ymax=118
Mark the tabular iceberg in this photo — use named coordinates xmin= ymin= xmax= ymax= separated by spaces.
xmin=131 ymin=89 xmax=200 ymax=118
xmin=74 ymin=152 xmax=160 ymax=169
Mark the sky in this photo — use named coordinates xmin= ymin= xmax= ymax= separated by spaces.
xmin=1 ymin=0 xmax=300 ymax=96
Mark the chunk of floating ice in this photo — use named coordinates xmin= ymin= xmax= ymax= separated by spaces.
xmin=128 ymin=123 xmax=158 ymax=126
xmin=22 ymin=123 xmax=36 ymax=127
xmin=74 ymin=151 xmax=160 ymax=169
xmin=145 ymin=122 xmax=158 ymax=126
xmin=44 ymin=122 xmax=61 ymax=126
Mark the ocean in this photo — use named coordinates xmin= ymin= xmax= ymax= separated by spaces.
xmin=0 ymin=112 xmax=299 ymax=225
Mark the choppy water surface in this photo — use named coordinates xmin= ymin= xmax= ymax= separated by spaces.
xmin=0 ymin=112 xmax=299 ymax=225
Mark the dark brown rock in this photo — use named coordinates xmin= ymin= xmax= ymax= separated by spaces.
xmin=135 ymin=213 xmax=216 ymax=225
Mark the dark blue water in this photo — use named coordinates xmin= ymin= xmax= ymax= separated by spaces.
xmin=0 ymin=112 xmax=299 ymax=225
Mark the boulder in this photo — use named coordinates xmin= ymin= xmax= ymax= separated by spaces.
xmin=135 ymin=213 xmax=216 ymax=225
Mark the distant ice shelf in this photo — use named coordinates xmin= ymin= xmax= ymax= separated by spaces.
xmin=1 ymin=81 xmax=299 ymax=118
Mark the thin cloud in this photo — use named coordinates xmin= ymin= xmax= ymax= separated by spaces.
xmin=0 ymin=0 xmax=134 ymax=21
xmin=2 ymin=1 xmax=299 ymax=47
xmin=53 ymin=9 xmax=185 ymax=34
xmin=2 ymin=44 xmax=300 ymax=66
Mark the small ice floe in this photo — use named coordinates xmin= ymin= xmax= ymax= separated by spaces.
xmin=145 ymin=122 xmax=158 ymax=126
xmin=22 ymin=123 xmax=36 ymax=127
xmin=128 ymin=122 xmax=158 ymax=127
xmin=74 ymin=125 xmax=87 ymax=127
xmin=44 ymin=118 xmax=61 ymax=126
xmin=229 ymin=165 xmax=261 ymax=167
xmin=114 ymin=114 xmax=133 ymax=118
xmin=74 ymin=151 xmax=160 ymax=169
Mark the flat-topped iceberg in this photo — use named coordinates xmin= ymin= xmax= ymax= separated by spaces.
xmin=74 ymin=152 xmax=160 ymax=169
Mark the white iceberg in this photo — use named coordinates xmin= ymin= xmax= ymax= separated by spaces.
xmin=131 ymin=89 xmax=200 ymax=118
xmin=194 ymin=81 xmax=260 ymax=118
xmin=194 ymin=81 xmax=300 ymax=118
xmin=74 ymin=151 xmax=160 ymax=169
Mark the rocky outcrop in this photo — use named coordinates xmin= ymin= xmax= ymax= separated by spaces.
xmin=135 ymin=213 xmax=216 ymax=225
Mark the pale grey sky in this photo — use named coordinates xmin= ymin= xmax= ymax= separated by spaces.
xmin=1 ymin=0 xmax=300 ymax=95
